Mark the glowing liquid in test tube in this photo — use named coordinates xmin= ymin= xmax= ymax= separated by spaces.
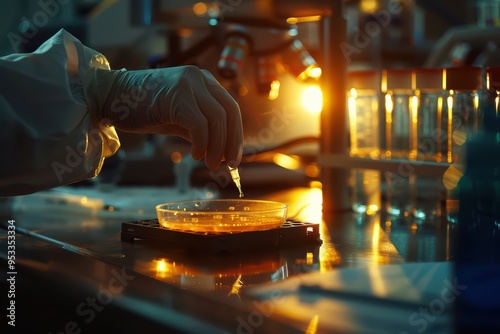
xmin=347 ymin=71 xmax=381 ymax=215
xmin=228 ymin=166 xmax=244 ymax=198
xmin=443 ymin=67 xmax=483 ymax=224
xmin=383 ymin=69 xmax=415 ymax=217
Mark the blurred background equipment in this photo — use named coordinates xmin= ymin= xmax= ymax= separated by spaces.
xmin=3 ymin=0 xmax=500 ymax=209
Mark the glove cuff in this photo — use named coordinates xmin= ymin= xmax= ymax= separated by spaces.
xmin=83 ymin=67 xmax=125 ymax=126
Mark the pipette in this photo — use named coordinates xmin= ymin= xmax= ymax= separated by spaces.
xmin=228 ymin=165 xmax=244 ymax=198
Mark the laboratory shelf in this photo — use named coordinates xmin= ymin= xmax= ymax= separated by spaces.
xmin=317 ymin=154 xmax=454 ymax=177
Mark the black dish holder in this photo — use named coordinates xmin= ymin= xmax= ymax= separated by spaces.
xmin=121 ymin=219 xmax=322 ymax=253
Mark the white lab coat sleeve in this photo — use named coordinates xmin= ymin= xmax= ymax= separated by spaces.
xmin=0 ymin=29 xmax=120 ymax=197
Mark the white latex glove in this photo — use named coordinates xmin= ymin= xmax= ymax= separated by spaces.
xmin=87 ymin=65 xmax=243 ymax=170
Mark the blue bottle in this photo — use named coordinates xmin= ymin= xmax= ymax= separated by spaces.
xmin=454 ymin=90 xmax=500 ymax=333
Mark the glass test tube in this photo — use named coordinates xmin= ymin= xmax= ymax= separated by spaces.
xmin=410 ymin=68 xmax=446 ymax=221
xmin=443 ymin=66 xmax=483 ymax=223
xmin=347 ymin=70 xmax=381 ymax=215
xmin=382 ymin=69 xmax=414 ymax=217
xmin=487 ymin=66 xmax=500 ymax=112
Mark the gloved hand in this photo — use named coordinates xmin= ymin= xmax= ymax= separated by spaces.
xmin=86 ymin=65 xmax=243 ymax=170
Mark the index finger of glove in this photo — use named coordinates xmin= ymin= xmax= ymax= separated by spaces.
xmin=192 ymin=89 xmax=227 ymax=170
xmin=201 ymin=70 xmax=243 ymax=167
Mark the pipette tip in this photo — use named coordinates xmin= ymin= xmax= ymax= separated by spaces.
xmin=228 ymin=165 xmax=244 ymax=199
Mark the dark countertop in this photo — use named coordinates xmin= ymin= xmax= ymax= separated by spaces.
xmin=0 ymin=184 xmax=456 ymax=333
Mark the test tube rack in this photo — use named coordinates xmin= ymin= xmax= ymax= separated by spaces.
xmin=121 ymin=219 xmax=322 ymax=253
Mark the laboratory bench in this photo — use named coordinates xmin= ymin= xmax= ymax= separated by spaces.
xmin=0 ymin=180 xmax=459 ymax=333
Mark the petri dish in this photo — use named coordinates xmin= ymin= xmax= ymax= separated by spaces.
xmin=156 ymin=199 xmax=288 ymax=233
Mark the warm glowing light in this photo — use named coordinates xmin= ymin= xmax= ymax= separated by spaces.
xmin=298 ymin=66 xmax=322 ymax=81
xmin=447 ymin=93 xmax=454 ymax=163
xmin=171 ymin=151 xmax=183 ymax=163
xmin=273 ymin=153 xmax=301 ymax=170
xmin=238 ymin=85 xmax=248 ymax=96
xmin=305 ymin=315 xmax=319 ymax=334
xmin=306 ymin=252 xmax=314 ymax=265
xmin=437 ymin=96 xmax=443 ymax=162
xmin=268 ymin=80 xmax=280 ymax=100
xmin=443 ymin=164 xmax=464 ymax=190
xmin=349 ymin=88 xmax=357 ymax=98
xmin=348 ymin=89 xmax=358 ymax=156
xmin=360 ymin=0 xmax=379 ymax=13
xmin=107 ymin=205 xmax=114 ymax=212
xmin=310 ymin=187 xmax=323 ymax=205
xmin=304 ymin=164 xmax=320 ymax=178
xmin=228 ymin=274 xmax=243 ymax=299
xmin=410 ymin=95 xmax=419 ymax=160
xmin=309 ymin=180 xmax=322 ymax=189
xmin=293 ymin=187 xmax=323 ymax=225
xmin=381 ymin=71 xmax=388 ymax=93
xmin=80 ymin=196 xmax=88 ymax=205
xmin=192 ymin=2 xmax=208 ymax=16
xmin=369 ymin=149 xmax=380 ymax=159
xmin=366 ymin=204 xmax=380 ymax=216
xmin=157 ymin=259 xmax=167 ymax=272
xmin=474 ymin=94 xmax=479 ymax=110
xmin=385 ymin=93 xmax=394 ymax=158
xmin=155 ymin=259 xmax=171 ymax=279
xmin=453 ymin=128 xmax=467 ymax=146
xmin=385 ymin=93 xmax=393 ymax=114
xmin=473 ymin=94 xmax=479 ymax=132
xmin=307 ymin=66 xmax=322 ymax=79
xmin=411 ymin=96 xmax=419 ymax=124
xmin=287 ymin=15 xmax=321 ymax=24
xmin=319 ymin=224 xmax=342 ymax=272
xmin=369 ymin=216 xmax=402 ymax=265
xmin=302 ymin=85 xmax=323 ymax=113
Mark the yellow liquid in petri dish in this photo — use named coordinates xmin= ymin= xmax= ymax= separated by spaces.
xmin=160 ymin=215 xmax=286 ymax=233
xmin=156 ymin=199 xmax=288 ymax=233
